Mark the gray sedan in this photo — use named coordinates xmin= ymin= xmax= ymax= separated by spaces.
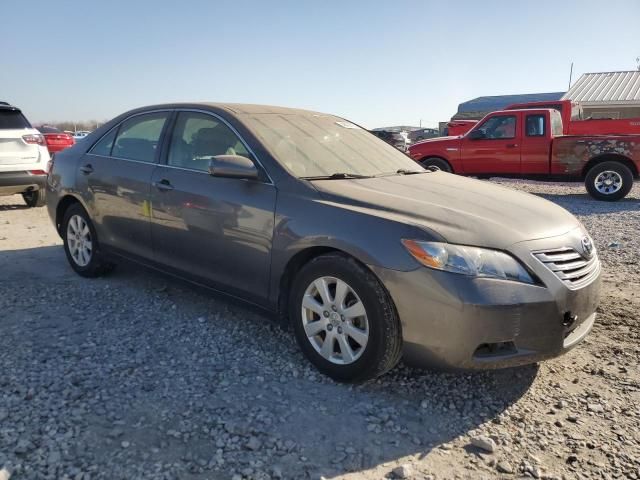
xmin=46 ymin=103 xmax=601 ymax=381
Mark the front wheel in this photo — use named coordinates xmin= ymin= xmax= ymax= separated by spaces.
xmin=585 ymin=161 xmax=633 ymax=201
xmin=420 ymin=157 xmax=452 ymax=172
xmin=289 ymin=253 xmax=402 ymax=382
xmin=22 ymin=189 xmax=45 ymax=208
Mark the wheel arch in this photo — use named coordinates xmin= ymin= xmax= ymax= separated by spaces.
xmin=276 ymin=246 xmax=383 ymax=323
xmin=55 ymin=194 xmax=85 ymax=237
xmin=581 ymin=154 xmax=638 ymax=179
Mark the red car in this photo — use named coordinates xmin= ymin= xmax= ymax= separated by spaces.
xmin=36 ymin=125 xmax=75 ymax=154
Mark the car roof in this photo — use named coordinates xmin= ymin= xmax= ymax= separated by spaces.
xmin=127 ymin=102 xmax=329 ymax=117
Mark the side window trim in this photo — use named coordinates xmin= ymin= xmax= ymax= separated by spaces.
xmin=88 ymin=124 xmax=121 ymax=157
xmin=162 ymin=108 xmax=274 ymax=184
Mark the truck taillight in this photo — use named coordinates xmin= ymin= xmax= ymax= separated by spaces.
xmin=22 ymin=134 xmax=46 ymax=146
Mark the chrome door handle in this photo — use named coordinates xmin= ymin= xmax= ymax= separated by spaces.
xmin=79 ymin=164 xmax=93 ymax=174
xmin=153 ymin=179 xmax=174 ymax=191
xmin=506 ymin=143 xmax=518 ymax=148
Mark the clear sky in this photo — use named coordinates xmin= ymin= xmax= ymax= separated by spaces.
xmin=3 ymin=0 xmax=639 ymax=128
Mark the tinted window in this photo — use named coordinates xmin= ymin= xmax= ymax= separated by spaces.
xmin=167 ymin=112 xmax=250 ymax=172
xmin=112 ymin=112 xmax=168 ymax=163
xmin=476 ymin=115 xmax=516 ymax=139
xmin=0 ymin=109 xmax=31 ymax=129
xmin=525 ymin=115 xmax=545 ymax=137
xmin=90 ymin=128 xmax=117 ymax=156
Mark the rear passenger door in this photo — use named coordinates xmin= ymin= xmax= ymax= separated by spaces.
xmin=79 ymin=111 xmax=170 ymax=260
xmin=520 ymin=113 xmax=551 ymax=175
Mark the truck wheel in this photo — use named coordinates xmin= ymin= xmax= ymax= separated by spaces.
xmin=22 ymin=189 xmax=46 ymax=208
xmin=420 ymin=157 xmax=452 ymax=173
xmin=585 ymin=161 xmax=633 ymax=201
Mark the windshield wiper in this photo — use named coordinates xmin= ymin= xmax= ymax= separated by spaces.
xmin=301 ymin=172 xmax=373 ymax=180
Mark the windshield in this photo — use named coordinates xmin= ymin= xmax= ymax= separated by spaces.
xmin=241 ymin=113 xmax=422 ymax=178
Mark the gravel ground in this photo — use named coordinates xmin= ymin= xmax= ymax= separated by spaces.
xmin=0 ymin=180 xmax=638 ymax=480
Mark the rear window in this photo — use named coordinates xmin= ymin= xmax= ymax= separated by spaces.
xmin=0 ymin=109 xmax=31 ymax=129
xmin=37 ymin=126 xmax=60 ymax=134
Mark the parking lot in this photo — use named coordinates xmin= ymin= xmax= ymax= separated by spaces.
xmin=0 ymin=180 xmax=639 ymax=480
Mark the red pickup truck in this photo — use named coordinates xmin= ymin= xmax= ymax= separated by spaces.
xmin=408 ymin=108 xmax=640 ymax=201
xmin=446 ymin=99 xmax=640 ymax=137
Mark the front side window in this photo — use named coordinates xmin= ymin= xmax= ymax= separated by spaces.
xmin=476 ymin=115 xmax=517 ymax=139
xmin=525 ymin=115 xmax=545 ymax=137
xmin=112 ymin=112 xmax=169 ymax=163
xmin=167 ymin=112 xmax=250 ymax=172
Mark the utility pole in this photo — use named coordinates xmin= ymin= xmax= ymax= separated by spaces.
xmin=568 ymin=62 xmax=574 ymax=90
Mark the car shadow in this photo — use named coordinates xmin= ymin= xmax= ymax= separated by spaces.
xmin=1 ymin=246 xmax=539 ymax=478
xmin=532 ymin=192 xmax=640 ymax=214
xmin=0 ymin=202 xmax=28 ymax=211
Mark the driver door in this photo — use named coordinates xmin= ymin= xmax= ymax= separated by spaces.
xmin=460 ymin=114 xmax=521 ymax=175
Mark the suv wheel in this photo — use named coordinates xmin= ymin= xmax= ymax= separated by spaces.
xmin=62 ymin=203 xmax=115 ymax=277
xmin=289 ymin=253 xmax=402 ymax=382
xmin=585 ymin=161 xmax=633 ymax=201
xmin=22 ymin=189 xmax=45 ymax=208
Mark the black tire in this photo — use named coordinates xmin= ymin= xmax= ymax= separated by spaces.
xmin=289 ymin=253 xmax=402 ymax=382
xmin=62 ymin=203 xmax=115 ymax=277
xmin=22 ymin=189 xmax=46 ymax=208
xmin=585 ymin=161 xmax=634 ymax=201
xmin=420 ymin=157 xmax=452 ymax=173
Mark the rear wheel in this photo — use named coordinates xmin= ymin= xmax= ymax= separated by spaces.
xmin=585 ymin=161 xmax=633 ymax=201
xmin=62 ymin=203 xmax=115 ymax=277
xmin=22 ymin=189 xmax=45 ymax=208
xmin=420 ymin=157 xmax=452 ymax=172
xmin=289 ymin=253 xmax=402 ymax=382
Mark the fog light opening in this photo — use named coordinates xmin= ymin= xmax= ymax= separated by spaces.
xmin=563 ymin=311 xmax=578 ymax=328
xmin=473 ymin=341 xmax=517 ymax=358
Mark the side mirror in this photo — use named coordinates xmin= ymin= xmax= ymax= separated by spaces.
xmin=468 ymin=129 xmax=486 ymax=140
xmin=208 ymin=155 xmax=259 ymax=180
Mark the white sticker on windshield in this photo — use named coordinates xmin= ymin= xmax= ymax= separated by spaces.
xmin=335 ymin=121 xmax=360 ymax=129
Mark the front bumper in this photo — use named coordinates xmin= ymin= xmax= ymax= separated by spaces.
xmin=0 ymin=171 xmax=47 ymax=196
xmin=372 ymin=235 xmax=601 ymax=370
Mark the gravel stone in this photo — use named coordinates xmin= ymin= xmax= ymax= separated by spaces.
xmin=470 ymin=435 xmax=496 ymax=453
xmin=392 ymin=463 xmax=412 ymax=478
xmin=0 ymin=181 xmax=638 ymax=479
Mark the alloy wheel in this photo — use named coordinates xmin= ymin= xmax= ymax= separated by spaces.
xmin=301 ymin=276 xmax=369 ymax=365
xmin=66 ymin=214 xmax=93 ymax=267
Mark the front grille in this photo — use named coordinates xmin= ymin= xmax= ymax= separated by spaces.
xmin=533 ymin=247 xmax=599 ymax=288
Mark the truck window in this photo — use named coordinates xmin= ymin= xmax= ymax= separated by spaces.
xmin=525 ymin=115 xmax=545 ymax=137
xmin=475 ymin=115 xmax=516 ymax=139
xmin=550 ymin=111 xmax=563 ymax=136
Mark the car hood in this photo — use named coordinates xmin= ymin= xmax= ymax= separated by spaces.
xmin=312 ymin=173 xmax=581 ymax=250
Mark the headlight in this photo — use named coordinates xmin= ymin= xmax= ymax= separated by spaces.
xmin=401 ymin=240 xmax=535 ymax=284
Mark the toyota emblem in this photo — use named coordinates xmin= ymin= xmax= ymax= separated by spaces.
xmin=581 ymin=236 xmax=594 ymax=258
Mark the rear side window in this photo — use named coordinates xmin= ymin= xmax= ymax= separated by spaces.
xmin=112 ymin=112 xmax=169 ymax=163
xmin=525 ymin=115 xmax=546 ymax=137
xmin=0 ymin=109 xmax=31 ymax=129
xmin=90 ymin=128 xmax=117 ymax=156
